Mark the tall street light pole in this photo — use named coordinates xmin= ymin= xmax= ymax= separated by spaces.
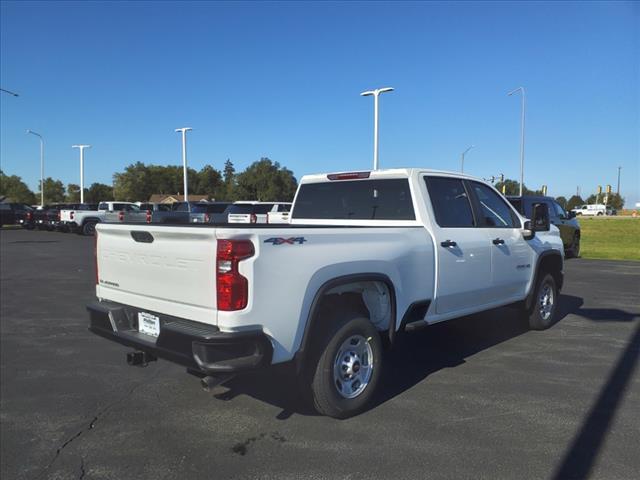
xmin=508 ymin=87 xmax=526 ymax=196
xmin=26 ymin=130 xmax=44 ymax=207
xmin=617 ymin=166 xmax=622 ymax=195
xmin=460 ymin=145 xmax=474 ymax=173
xmin=72 ymin=145 xmax=91 ymax=203
xmin=360 ymin=87 xmax=394 ymax=170
xmin=175 ymin=127 xmax=193 ymax=202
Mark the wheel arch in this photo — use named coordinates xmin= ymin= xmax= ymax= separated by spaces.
xmin=294 ymin=273 xmax=397 ymax=373
xmin=526 ymin=251 xmax=564 ymax=310
xmin=81 ymin=216 xmax=101 ymax=225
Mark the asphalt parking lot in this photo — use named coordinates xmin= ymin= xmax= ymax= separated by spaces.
xmin=1 ymin=228 xmax=638 ymax=480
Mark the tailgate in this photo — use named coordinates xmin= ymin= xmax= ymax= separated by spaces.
xmin=95 ymin=224 xmax=218 ymax=324
xmin=228 ymin=214 xmax=251 ymax=223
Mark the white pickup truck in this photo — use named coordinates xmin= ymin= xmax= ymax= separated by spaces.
xmin=88 ymin=169 xmax=564 ymax=418
xmin=61 ymin=201 xmax=139 ymax=235
xmin=227 ymin=202 xmax=292 ymax=224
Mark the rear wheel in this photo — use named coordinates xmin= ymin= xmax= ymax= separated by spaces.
xmin=526 ymin=273 xmax=558 ymax=330
xmin=310 ymin=315 xmax=382 ymax=419
xmin=82 ymin=221 xmax=98 ymax=236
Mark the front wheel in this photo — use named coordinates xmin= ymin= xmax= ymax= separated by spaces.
xmin=567 ymin=233 xmax=580 ymax=258
xmin=311 ymin=316 xmax=382 ymax=419
xmin=526 ymin=273 xmax=558 ymax=330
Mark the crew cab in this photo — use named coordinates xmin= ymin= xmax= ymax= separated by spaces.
xmin=60 ymin=202 xmax=137 ymax=235
xmin=508 ymin=195 xmax=581 ymax=257
xmin=88 ymin=169 xmax=564 ymax=418
xmin=0 ymin=203 xmax=34 ymax=228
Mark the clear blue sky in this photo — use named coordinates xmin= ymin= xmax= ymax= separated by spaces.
xmin=1 ymin=1 xmax=638 ymax=204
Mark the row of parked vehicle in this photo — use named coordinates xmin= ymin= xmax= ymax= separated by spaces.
xmin=0 ymin=200 xmax=292 ymax=235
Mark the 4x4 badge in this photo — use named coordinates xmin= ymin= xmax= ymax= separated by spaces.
xmin=264 ymin=237 xmax=307 ymax=245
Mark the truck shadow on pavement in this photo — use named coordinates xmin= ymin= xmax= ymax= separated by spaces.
xmin=215 ymin=295 xmax=638 ymax=423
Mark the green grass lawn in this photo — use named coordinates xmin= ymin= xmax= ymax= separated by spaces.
xmin=579 ymin=217 xmax=640 ymax=261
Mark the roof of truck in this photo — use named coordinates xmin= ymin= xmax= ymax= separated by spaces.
xmin=299 ymin=168 xmax=482 ymax=184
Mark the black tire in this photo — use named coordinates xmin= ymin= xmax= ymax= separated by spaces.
xmin=597 ymin=212 xmax=603 ymax=216
xmin=82 ymin=221 xmax=98 ymax=236
xmin=310 ymin=315 xmax=382 ymax=419
xmin=526 ymin=273 xmax=558 ymax=330
xmin=566 ymin=233 xmax=580 ymax=258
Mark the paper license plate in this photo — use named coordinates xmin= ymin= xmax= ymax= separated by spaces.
xmin=138 ymin=311 xmax=160 ymax=337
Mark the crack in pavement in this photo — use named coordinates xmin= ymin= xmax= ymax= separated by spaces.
xmin=35 ymin=369 xmax=162 ymax=480
xmin=78 ymin=456 xmax=86 ymax=480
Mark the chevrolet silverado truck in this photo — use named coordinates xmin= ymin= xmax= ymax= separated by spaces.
xmin=60 ymin=202 xmax=137 ymax=235
xmin=88 ymin=169 xmax=564 ymax=418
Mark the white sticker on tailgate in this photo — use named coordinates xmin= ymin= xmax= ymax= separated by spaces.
xmin=138 ymin=312 xmax=160 ymax=337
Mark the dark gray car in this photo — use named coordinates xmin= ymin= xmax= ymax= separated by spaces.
xmin=507 ymin=195 xmax=581 ymax=257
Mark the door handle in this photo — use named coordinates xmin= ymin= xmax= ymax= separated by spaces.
xmin=492 ymin=238 xmax=505 ymax=245
xmin=440 ymin=240 xmax=457 ymax=248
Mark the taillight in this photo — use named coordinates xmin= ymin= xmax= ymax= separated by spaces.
xmin=250 ymin=213 xmax=257 ymax=224
xmin=204 ymin=213 xmax=210 ymax=223
xmin=57 ymin=211 xmax=61 ymax=221
xmin=216 ymin=240 xmax=254 ymax=311
xmin=146 ymin=210 xmax=152 ymax=223
xmin=26 ymin=212 xmax=33 ymax=221
xmin=70 ymin=211 xmax=75 ymax=220
xmin=94 ymin=231 xmax=99 ymax=285
xmin=118 ymin=211 xmax=124 ymax=222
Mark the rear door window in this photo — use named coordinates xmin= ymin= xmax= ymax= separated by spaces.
xmin=424 ymin=177 xmax=475 ymax=227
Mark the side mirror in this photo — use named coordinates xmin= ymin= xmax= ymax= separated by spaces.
xmin=568 ymin=210 xmax=576 ymax=219
xmin=532 ymin=203 xmax=550 ymax=231
xmin=522 ymin=220 xmax=535 ymax=240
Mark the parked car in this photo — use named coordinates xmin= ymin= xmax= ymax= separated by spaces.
xmin=572 ymin=204 xmax=606 ymax=216
xmin=508 ymin=195 xmax=581 ymax=258
xmin=88 ymin=168 xmax=564 ymax=418
xmin=266 ymin=203 xmax=292 ymax=224
xmin=227 ymin=202 xmax=292 ymax=224
xmin=104 ymin=202 xmax=172 ymax=224
xmin=0 ymin=203 xmax=34 ymax=229
xmin=60 ymin=202 xmax=136 ymax=235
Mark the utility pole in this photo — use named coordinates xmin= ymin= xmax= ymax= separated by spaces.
xmin=617 ymin=166 xmax=622 ymax=195
xmin=175 ymin=127 xmax=192 ymax=202
xmin=360 ymin=87 xmax=394 ymax=170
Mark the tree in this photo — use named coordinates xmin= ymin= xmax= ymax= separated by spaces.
xmin=0 ymin=170 xmax=37 ymax=204
xmin=234 ymin=158 xmax=297 ymax=202
xmin=85 ymin=183 xmax=114 ymax=203
xmin=37 ymin=177 xmax=66 ymax=204
xmin=555 ymin=196 xmax=568 ymax=209
xmin=222 ymin=159 xmax=236 ymax=200
xmin=66 ymin=184 xmax=81 ymax=202
xmin=195 ymin=165 xmax=224 ymax=200
xmin=566 ymin=195 xmax=584 ymax=211
xmin=113 ymin=162 xmax=200 ymax=201
xmin=494 ymin=178 xmax=542 ymax=196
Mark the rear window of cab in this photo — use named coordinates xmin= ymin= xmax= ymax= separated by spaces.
xmin=292 ymin=179 xmax=415 ymax=220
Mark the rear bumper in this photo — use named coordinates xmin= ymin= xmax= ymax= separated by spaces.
xmin=87 ymin=300 xmax=273 ymax=374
